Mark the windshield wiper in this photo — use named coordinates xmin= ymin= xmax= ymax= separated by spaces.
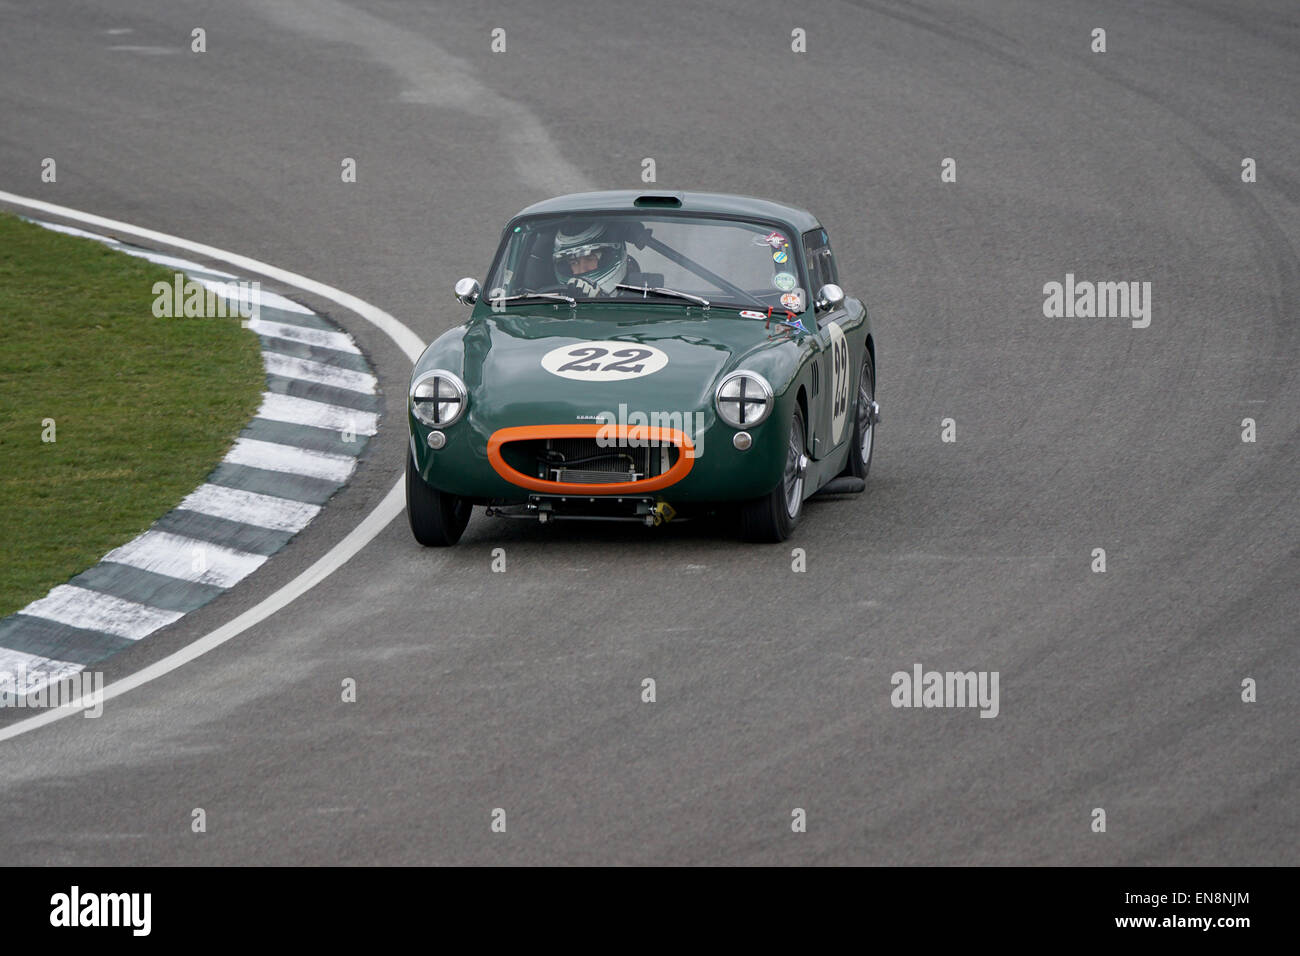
xmin=488 ymin=291 xmax=576 ymax=307
xmin=615 ymin=283 xmax=710 ymax=308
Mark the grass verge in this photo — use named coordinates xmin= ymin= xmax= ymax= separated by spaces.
xmin=0 ymin=213 xmax=265 ymax=616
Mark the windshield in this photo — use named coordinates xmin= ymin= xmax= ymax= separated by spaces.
xmin=484 ymin=213 xmax=809 ymax=313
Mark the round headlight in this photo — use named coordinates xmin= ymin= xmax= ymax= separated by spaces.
xmin=715 ymin=371 xmax=774 ymax=428
xmin=410 ymin=370 xmax=467 ymax=427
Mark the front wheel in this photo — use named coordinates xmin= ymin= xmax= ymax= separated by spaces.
xmin=406 ymin=452 xmax=471 ymax=546
xmin=740 ymin=406 xmax=807 ymax=542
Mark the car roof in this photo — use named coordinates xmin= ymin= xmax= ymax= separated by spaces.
xmin=513 ymin=190 xmax=823 ymax=233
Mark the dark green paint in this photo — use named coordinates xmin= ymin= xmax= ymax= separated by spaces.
xmin=409 ymin=192 xmax=873 ymax=509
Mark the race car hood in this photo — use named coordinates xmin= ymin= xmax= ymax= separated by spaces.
xmin=450 ymin=304 xmax=804 ymax=424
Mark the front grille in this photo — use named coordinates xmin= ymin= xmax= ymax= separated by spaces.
xmin=501 ymin=437 xmax=679 ymax=484
xmin=549 ymin=466 xmax=637 ymax=484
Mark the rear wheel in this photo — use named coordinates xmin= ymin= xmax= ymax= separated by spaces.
xmin=406 ymin=452 xmax=471 ymax=546
xmin=740 ymin=406 xmax=807 ymax=542
xmin=840 ymin=352 xmax=876 ymax=479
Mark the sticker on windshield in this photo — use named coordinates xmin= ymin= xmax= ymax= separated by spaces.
xmin=772 ymin=248 xmax=788 ymax=264
xmin=739 ymin=310 xmax=765 ymax=319
xmin=780 ymin=290 xmax=804 ymax=312
xmin=753 ymin=231 xmax=787 ymax=249
xmin=541 ymin=341 xmax=670 ymax=381
xmin=772 ymin=271 xmax=797 ymax=291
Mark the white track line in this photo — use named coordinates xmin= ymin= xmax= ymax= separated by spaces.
xmin=0 ymin=190 xmax=421 ymax=742
xmin=20 ymin=586 xmax=183 ymax=642
xmin=247 ymin=316 xmax=360 ymax=353
xmin=255 ymin=392 xmax=379 ymax=435
xmin=178 ymin=484 xmax=322 ymax=534
xmin=225 ymin=437 xmax=357 ymax=483
xmin=262 ymin=351 xmax=378 ymax=394
xmin=103 ymin=530 xmax=268 ymax=589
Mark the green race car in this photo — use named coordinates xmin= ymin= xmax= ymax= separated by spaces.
xmin=406 ymin=190 xmax=879 ymax=545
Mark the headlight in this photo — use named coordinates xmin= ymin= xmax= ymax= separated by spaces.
xmin=714 ymin=371 xmax=773 ymax=428
xmin=410 ymin=370 xmax=467 ymax=427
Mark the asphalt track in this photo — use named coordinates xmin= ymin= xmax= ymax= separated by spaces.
xmin=0 ymin=0 xmax=1296 ymax=864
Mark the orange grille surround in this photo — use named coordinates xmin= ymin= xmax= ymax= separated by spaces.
xmin=486 ymin=424 xmax=695 ymax=494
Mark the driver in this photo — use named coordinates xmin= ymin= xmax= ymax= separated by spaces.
xmin=553 ymin=220 xmax=628 ymax=296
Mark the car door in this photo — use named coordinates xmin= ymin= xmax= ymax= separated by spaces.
xmin=804 ymin=229 xmax=853 ymax=459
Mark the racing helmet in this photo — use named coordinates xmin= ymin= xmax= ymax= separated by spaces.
xmin=552 ymin=220 xmax=627 ymax=294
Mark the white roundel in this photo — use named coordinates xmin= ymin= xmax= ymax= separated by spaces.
xmin=827 ymin=321 xmax=851 ymax=443
xmin=541 ymin=341 xmax=670 ymax=381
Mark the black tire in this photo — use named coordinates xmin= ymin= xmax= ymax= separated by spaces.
xmin=406 ymin=452 xmax=471 ymax=546
xmin=740 ymin=405 xmax=807 ymax=542
xmin=840 ymin=352 xmax=876 ymax=480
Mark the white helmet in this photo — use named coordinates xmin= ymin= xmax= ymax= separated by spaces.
xmin=553 ymin=220 xmax=627 ymax=294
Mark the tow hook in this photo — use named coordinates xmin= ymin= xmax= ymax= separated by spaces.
xmin=652 ymin=501 xmax=676 ymax=526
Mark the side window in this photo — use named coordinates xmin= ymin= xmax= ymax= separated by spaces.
xmin=821 ymin=231 xmax=839 ymax=285
xmin=802 ymin=230 xmax=834 ymax=292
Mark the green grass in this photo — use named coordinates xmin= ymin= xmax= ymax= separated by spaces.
xmin=0 ymin=213 xmax=265 ymax=617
